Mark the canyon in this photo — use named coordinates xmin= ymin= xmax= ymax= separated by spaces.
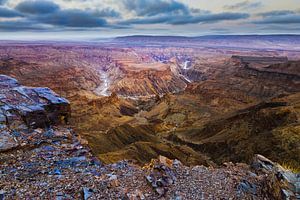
xmin=0 ymin=35 xmax=300 ymax=199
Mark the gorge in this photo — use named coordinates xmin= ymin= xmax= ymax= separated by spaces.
xmin=0 ymin=35 xmax=299 ymax=199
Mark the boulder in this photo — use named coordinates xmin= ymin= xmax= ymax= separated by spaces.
xmin=252 ymin=154 xmax=299 ymax=200
xmin=0 ymin=75 xmax=70 ymax=129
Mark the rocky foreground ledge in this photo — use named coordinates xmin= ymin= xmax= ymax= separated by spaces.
xmin=0 ymin=75 xmax=299 ymax=199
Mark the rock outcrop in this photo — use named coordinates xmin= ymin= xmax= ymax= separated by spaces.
xmin=252 ymin=154 xmax=300 ymax=199
xmin=0 ymin=75 xmax=70 ymax=130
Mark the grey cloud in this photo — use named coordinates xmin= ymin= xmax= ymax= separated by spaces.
xmin=122 ymin=0 xmax=189 ymax=16
xmin=15 ymin=0 xmax=60 ymax=15
xmin=224 ymin=1 xmax=262 ymax=10
xmin=0 ymin=19 xmax=45 ymax=31
xmin=1 ymin=0 xmax=297 ymax=35
xmin=173 ymin=12 xmax=249 ymax=25
xmin=255 ymin=14 xmax=300 ymax=24
xmin=0 ymin=0 xmax=6 ymax=5
xmin=121 ymin=12 xmax=249 ymax=25
xmin=0 ymin=6 xmax=23 ymax=18
xmin=257 ymin=10 xmax=297 ymax=17
xmin=121 ymin=0 xmax=248 ymax=26
xmin=190 ymin=8 xmax=211 ymax=14
xmin=93 ymin=8 xmax=120 ymax=18
xmin=32 ymin=9 xmax=108 ymax=27
xmin=255 ymin=9 xmax=300 ymax=24
xmin=12 ymin=0 xmax=111 ymax=28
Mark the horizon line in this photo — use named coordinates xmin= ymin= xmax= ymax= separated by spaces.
xmin=0 ymin=33 xmax=300 ymax=43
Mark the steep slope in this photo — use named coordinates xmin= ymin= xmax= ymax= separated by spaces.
xmin=167 ymin=93 xmax=300 ymax=168
xmin=0 ymin=56 xmax=102 ymax=98
xmin=85 ymin=124 xmax=211 ymax=166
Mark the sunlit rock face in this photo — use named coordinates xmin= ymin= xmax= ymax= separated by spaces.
xmin=108 ymin=64 xmax=188 ymax=97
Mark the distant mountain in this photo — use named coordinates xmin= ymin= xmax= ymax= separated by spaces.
xmin=115 ymin=34 xmax=300 ymax=41
xmin=114 ymin=34 xmax=300 ymax=50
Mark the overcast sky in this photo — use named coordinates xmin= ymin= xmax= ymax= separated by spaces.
xmin=0 ymin=0 xmax=299 ymax=39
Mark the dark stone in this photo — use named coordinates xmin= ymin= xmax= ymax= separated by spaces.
xmin=82 ymin=187 xmax=94 ymax=200
xmin=54 ymin=156 xmax=88 ymax=168
xmin=90 ymin=158 xmax=101 ymax=166
xmin=42 ymin=145 xmax=56 ymax=151
xmin=0 ymin=190 xmax=5 ymax=200
xmin=237 ymin=180 xmax=257 ymax=195
xmin=0 ymin=75 xmax=19 ymax=88
xmin=0 ymin=75 xmax=71 ymax=129
xmin=54 ymin=168 xmax=61 ymax=175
